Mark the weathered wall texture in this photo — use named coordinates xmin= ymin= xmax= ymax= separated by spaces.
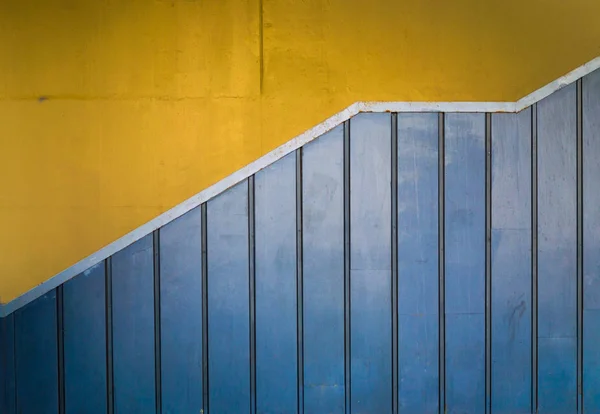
xmin=1 ymin=0 xmax=599 ymax=301
xmin=3 ymin=68 xmax=600 ymax=413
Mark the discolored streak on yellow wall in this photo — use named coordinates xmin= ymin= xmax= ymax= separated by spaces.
xmin=0 ymin=0 xmax=599 ymax=302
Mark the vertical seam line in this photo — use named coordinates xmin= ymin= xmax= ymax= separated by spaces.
xmin=153 ymin=230 xmax=162 ymax=414
xmin=576 ymin=78 xmax=584 ymax=414
xmin=485 ymin=113 xmax=493 ymax=414
xmin=438 ymin=112 xmax=446 ymax=414
xmin=248 ymin=176 xmax=257 ymax=414
xmin=343 ymin=119 xmax=352 ymax=414
xmin=296 ymin=149 xmax=305 ymax=414
xmin=391 ymin=113 xmax=399 ymax=414
xmin=201 ymin=204 xmax=209 ymax=414
xmin=531 ymin=103 xmax=539 ymax=414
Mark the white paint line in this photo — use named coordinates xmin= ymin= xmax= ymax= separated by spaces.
xmin=0 ymin=103 xmax=361 ymax=317
xmin=2 ymin=56 xmax=599 ymax=317
xmin=359 ymin=101 xmax=517 ymax=113
xmin=515 ymin=56 xmax=600 ymax=111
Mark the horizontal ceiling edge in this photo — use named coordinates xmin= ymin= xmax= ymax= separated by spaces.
xmin=2 ymin=55 xmax=599 ymax=317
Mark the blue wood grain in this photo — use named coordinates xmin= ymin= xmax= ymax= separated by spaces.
xmin=537 ymin=84 xmax=577 ymax=414
xmin=445 ymin=113 xmax=486 ymax=414
xmin=350 ymin=113 xmax=392 ymax=413
xmin=15 ymin=291 xmax=58 ymax=414
xmin=302 ymin=126 xmax=345 ymax=414
xmin=112 ymin=235 xmax=156 ymax=414
xmin=1 ymin=314 xmax=16 ymax=414
xmin=397 ymin=113 xmax=439 ymax=414
xmin=207 ymin=181 xmax=250 ymax=414
xmin=0 ymin=317 xmax=4 ymax=412
xmin=255 ymin=153 xmax=298 ymax=414
xmin=491 ymin=111 xmax=532 ymax=414
xmin=538 ymin=338 xmax=576 ymax=413
xmin=63 ymin=262 xmax=107 ymax=414
xmin=583 ymin=310 xmax=600 ymax=412
xmin=160 ymin=206 xmax=203 ymax=414
xmin=398 ymin=314 xmax=438 ymax=413
xmin=7 ymin=75 xmax=600 ymax=414
xmin=446 ymin=313 xmax=485 ymax=413
xmin=583 ymin=68 xmax=600 ymax=412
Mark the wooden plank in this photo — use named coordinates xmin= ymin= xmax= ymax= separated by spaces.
xmin=397 ymin=112 xmax=439 ymax=414
xmin=350 ymin=113 xmax=392 ymax=413
xmin=207 ymin=181 xmax=250 ymax=414
xmin=444 ymin=113 xmax=486 ymax=414
xmin=159 ymin=206 xmax=203 ymax=413
xmin=302 ymin=126 xmax=346 ymax=414
xmin=583 ymin=67 xmax=600 ymax=412
xmin=491 ymin=111 xmax=532 ymax=414
xmin=63 ymin=263 xmax=107 ymax=413
xmin=112 ymin=235 xmax=156 ymax=413
xmin=15 ymin=291 xmax=58 ymax=414
xmin=255 ymin=153 xmax=298 ymax=414
xmin=1 ymin=313 xmax=15 ymax=414
xmin=537 ymin=83 xmax=577 ymax=413
xmin=583 ymin=311 xmax=600 ymax=412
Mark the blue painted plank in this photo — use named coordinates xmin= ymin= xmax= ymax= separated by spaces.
xmin=15 ymin=291 xmax=58 ymax=414
xmin=583 ymin=310 xmax=600 ymax=412
xmin=490 ymin=111 xmax=532 ymax=414
xmin=538 ymin=338 xmax=576 ymax=413
xmin=1 ymin=314 xmax=16 ymax=414
xmin=112 ymin=234 xmax=156 ymax=414
xmin=0 ymin=317 xmax=4 ymax=413
xmin=63 ymin=262 xmax=107 ymax=414
xmin=302 ymin=126 xmax=345 ymax=414
xmin=397 ymin=113 xmax=439 ymax=414
xmin=583 ymin=68 xmax=600 ymax=411
xmin=207 ymin=181 xmax=250 ymax=414
xmin=255 ymin=153 xmax=298 ymax=414
xmin=444 ymin=113 xmax=486 ymax=414
xmin=398 ymin=314 xmax=438 ymax=413
xmin=160 ymin=206 xmax=203 ymax=414
xmin=445 ymin=313 xmax=485 ymax=413
xmin=537 ymin=84 xmax=577 ymax=414
xmin=350 ymin=112 xmax=392 ymax=414
xmin=0 ymin=317 xmax=4 ymax=412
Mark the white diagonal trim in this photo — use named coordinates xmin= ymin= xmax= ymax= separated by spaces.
xmin=515 ymin=56 xmax=600 ymax=111
xmin=2 ymin=56 xmax=599 ymax=317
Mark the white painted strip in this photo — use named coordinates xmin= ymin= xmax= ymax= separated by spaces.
xmin=0 ymin=103 xmax=361 ymax=317
xmin=2 ymin=56 xmax=599 ymax=317
xmin=359 ymin=101 xmax=517 ymax=113
xmin=515 ymin=56 xmax=600 ymax=111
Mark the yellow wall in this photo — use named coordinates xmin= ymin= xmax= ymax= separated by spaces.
xmin=1 ymin=0 xmax=599 ymax=302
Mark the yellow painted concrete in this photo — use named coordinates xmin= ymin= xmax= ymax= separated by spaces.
xmin=0 ymin=0 xmax=599 ymax=302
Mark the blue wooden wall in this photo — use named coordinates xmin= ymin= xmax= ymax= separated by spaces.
xmin=1 ymin=69 xmax=600 ymax=414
